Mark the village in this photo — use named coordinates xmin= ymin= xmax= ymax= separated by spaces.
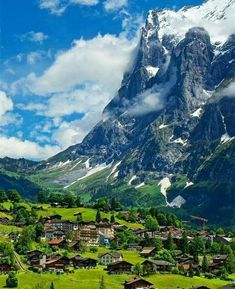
xmin=0 ymin=194 xmax=234 ymax=289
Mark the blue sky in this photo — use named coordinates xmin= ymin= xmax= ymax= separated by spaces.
xmin=0 ymin=0 xmax=204 ymax=160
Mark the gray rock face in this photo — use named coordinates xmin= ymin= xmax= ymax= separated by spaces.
xmin=44 ymin=4 xmax=235 ymax=187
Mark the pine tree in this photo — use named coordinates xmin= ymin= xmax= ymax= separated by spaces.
xmin=110 ymin=214 xmax=115 ymax=223
xmin=202 ymin=255 xmax=208 ymax=273
xmin=96 ymin=209 xmax=101 ymax=223
xmin=166 ymin=232 xmax=175 ymax=251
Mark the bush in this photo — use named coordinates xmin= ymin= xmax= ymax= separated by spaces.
xmin=6 ymin=272 xmax=18 ymax=288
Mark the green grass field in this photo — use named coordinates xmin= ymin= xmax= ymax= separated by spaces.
xmin=0 ymin=270 xmax=230 ymax=289
xmin=36 ymin=206 xmax=143 ymax=229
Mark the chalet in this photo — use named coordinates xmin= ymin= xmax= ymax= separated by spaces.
xmin=127 ymin=244 xmax=142 ymax=251
xmin=45 ymin=229 xmax=66 ymax=241
xmin=212 ymin=255 xmax=228 ymax=265
xmin=124 ymin=278 xmax=154 ymax=289
xmin=140 ymin=247 xmax=156 ymax=258
xmin=47 ymin=220 xmax=79 ymax=232
xmin=74 ymin=258 xmax=97 ymax=269
xmin=134 ymin=229 xmax=155 ymax=239
xmin=99 ymin=252 xmax=123 ymax=265
xmin=107 ymin=261 xmax=133 ymax=274
xmin=142 ymin=260 xmax=174 ymax=273
xmin=45 ymin=256 xmax=70 ymax=272
xmin=214 ymin=235 xmax=232 ymax=245
xmin=27 ymin=250 xmax=46 ymax=267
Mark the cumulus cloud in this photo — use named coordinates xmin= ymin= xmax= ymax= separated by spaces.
xmin=104 ymin=0 xmax=128 ymax=12
xmin=0 ymin=91 xmax=13 ymax=117
xmin=0 ymin=135 xmax=60 ymax=160
xmin=20 ymin=31 xmax=48 ymax=44
xmin=38 ymin=0 xmax=99 ymax=15
xmin=27 ymin=34 xmax=136 ymax=96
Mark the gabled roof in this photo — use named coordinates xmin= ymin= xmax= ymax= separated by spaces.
xmin=142 ymin=259 xmax=174 ymax=266
xmin=108 ymin=260 xmax=133 ymax=266
xmin=98 ymin=252 xmax=123 ymax=258
xmin=48 ymin=239 xmax=63 ymax=245
xmin=140 ymin=247 xmax=156 ymax=254
xmin=124 ymin=278 xmax=153 ymax=286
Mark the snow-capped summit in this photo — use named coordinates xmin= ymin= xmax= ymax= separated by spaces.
xmin=149 ymin=0 xmax=235 ymax=45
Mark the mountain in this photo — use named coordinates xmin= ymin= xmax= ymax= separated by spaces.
xmin=0 ymin=0 xmax=234 ymax=225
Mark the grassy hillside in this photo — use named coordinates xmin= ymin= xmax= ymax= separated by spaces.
xmin=0 ymin=271 xmax=229 ymax=289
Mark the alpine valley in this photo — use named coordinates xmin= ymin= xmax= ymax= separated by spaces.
xmin=1 ymin=0 xmax=235 ymax=227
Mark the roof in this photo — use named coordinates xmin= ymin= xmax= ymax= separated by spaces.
xmin=142 ymin=259 xmax=174 ymax=266
xmin=124 ymin=278 xmax=153 ymax=286
xmin=140 ymin=247 xmax=156 ymax=254
xmin=108 ymin=260 xmax=133 ymax=266
xmin=98 ymin=252 xmax=123 ymax=258
xmin=213 ymin=255 xmax=228 ymax=260
xmin=48 ymin=239 xmax=63 ymax=245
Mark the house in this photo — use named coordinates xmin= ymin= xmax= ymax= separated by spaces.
xmin=74 ymin=258 xmax=97 ymax=269
xmin=212 ymin=255 xmax=228 ymax=265
xmin=97 ymin=223 xmax=114 ymax=239
xmin=27 ymin=250 xmax=46 ymax=267
xmin=45 ymin=256 xmax=70 ymax=272
xmin=214 ymin=235 xmax=232 ymax=245
xmin=107 ymin=261 xmax=133 ymax=274
xmin=142 ymin=260 xmax=174 ymax=273
xmin=140 ymin=247 xmax=156 ymax=258
xmin=124 ymin=278 xmax=154 ymax=289
xmin=78 ymin=224 xmax=100 ymax=246
xmin=134 ymin=229 xmax=155 ymax=239
xmin=45 ymin=229 xmax=66 ymax=241
xmin=99 ymin=252 xmax=123 ymax=265
xmin=127 ymin=243 xmax=142 ymax=251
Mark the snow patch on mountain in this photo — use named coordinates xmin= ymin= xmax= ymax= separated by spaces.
xmin=154 ymin=0 xmax=235 ymax=45
xmin=135 ymin=182 xmax=145 ymax=189
xmin=168 ymin=195 xmax=186 ymax=208
xmin=107 ymin=161 xmax=121 ymax=180
xmin=158 ymin=177 xmax=171 ymax=205
xmin=128 ymin=175 xmax=137 ymax=185
xmin=184 ymin=181 xmax=194 ymax=189
xmin=191 ymin=108 xmax=203 ymax=118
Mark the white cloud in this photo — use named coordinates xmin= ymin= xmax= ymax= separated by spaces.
xmin=220 ymin=81 xmax=235 ymax=98
xmin=20 ymin=31 xmax=48 ymax=44
xmin=0 ymin=91 xmax=13 ymax=117
xmin=27 ymin=34 xmax=136 ymax=96
xmin=26 ymin=51 xmax=43 ymax=65
xmin=39 ymin=0 xmax=99 ymax=15
xmin=104 ymin=0 xmax=128 ymax=12
xmin=0 ymin=135 xmax=60 ymax=160
xmin=52 ymin=111 xmax=101 ymax=148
